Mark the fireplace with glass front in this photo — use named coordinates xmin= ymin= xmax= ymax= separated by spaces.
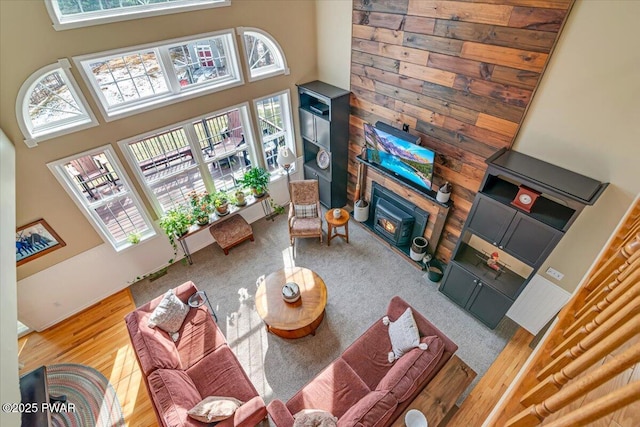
xmin=374 ymin=199 xmax=415 ymax=246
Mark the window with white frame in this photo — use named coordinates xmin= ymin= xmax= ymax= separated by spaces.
xmin=119 ymin=104 xmax=257 ymax=215
xmin=237 ymin=28 xmax=289 ymax=81
xmin=45 ymin=0 xmax=230 ymax=31
xmin=16 ymin=59 xmax=97 ymax=147
xmin=74 ymin=30 xmax=242 ymax=120
xmin=254 ymin=90 xmax=295 ymax=174
xmin=48 ymin=146 xmax=156 ymax=251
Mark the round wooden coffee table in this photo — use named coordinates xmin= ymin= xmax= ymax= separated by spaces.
xmin=255 ymin=267 xmax=327 ymax=339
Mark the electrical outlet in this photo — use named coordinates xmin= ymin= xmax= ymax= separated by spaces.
xmin=546 ymin=267 xmax=564 ymax=281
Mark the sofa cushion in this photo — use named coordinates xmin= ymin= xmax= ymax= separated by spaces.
xmin=293 ymin=409 xmax=338 ymax=427
xmin=287 ymin=358 xmax=371 ymax=419
xmin=186 ymin=345 xmax=259 ymax=402
xmin=187 ymin=396 xmax=243 ymax=423
xmin=125 ymin=311 xmax=181 ymax=376
xmin=148 ymin=289 xmax=190 ymax=341
xmin=147 ymin=369 xmax=202 ymax=427
xmin=176 ymin=306 xmax=227 ymax=370
xmin=337 ymin=390 xmax=397 ymax=427
xmin=384 ymin=307 xmax=425 ymax=363
xmin=375 ymin=336 xmax=445 ymax=402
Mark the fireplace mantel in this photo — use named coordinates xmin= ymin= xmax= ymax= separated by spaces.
xmin=356 ymin=155 xmax=452 ymax=210
xmin=355 ymin=155 xmax=452 ymax=264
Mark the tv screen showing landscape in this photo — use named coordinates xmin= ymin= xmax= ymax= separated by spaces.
xmin=363 ymin=123 xmax=435 ymax=192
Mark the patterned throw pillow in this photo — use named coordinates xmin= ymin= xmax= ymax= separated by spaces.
xmin=294 ymin=203 xmax=318 ymax=218
xmin=187 ymin=396 xmax=243 ymax=423
xmin=383 ymin=307 xmax=428 ymax=363
xmin=293 ymin=409 xmax=338 ymax=427
xmin=148 ymin=289 xmax=189 ymax=342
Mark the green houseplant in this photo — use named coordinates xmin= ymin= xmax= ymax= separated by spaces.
xmin=238 ymin=167 xmax=271 ymax=197
xmin=213 ymin=190 xmax=230 ymax=215
xmin=159 ymin=206 xmax=193 ymax=252
xmin=188 ymin=190 xmax=214 ymax=225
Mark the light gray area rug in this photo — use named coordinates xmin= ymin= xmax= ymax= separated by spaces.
xmin=130 ymin=212 xmax=518 ymax=404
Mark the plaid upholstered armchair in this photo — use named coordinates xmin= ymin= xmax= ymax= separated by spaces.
xmin=288 ymin=180 xmax=323 ymax=246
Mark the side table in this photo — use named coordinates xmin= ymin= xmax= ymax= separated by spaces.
xmin=188 ymin=290 xmax=218 ymax=322
xmin=325 ymin=208 xmax=349 ymax=246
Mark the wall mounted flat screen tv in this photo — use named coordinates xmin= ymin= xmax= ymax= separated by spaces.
xmin=363 ymin=123 xmax=435 ymax=192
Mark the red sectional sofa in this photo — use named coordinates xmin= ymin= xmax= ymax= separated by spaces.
xmin=125 ymin=281 xmax=267 ymax=427
xmin=267 ymin=296 xmax=458 ymax=426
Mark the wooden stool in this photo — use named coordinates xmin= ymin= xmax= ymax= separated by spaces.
xmin=325 ymin=208 xmax=349 ymax=246
xmin=209 ymin=215 xmax=254 ymax=255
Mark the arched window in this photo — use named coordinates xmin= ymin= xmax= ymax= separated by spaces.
xmin=17 ymin=59 xmax=97 ymax=147
xmin=237 ymin=28 xmax=289 ymax=82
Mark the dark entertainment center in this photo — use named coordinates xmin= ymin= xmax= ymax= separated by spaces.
xmin=298 ymin=81 xmax=350 ymax=208
xmin=439 ymin=148 xmax=607 ymax=329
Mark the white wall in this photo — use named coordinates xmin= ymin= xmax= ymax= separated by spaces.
xmin=0 ymin=129 xmax=20 ymax=426
xmin=512 ymin=0 xmax=640 ymax=292
xmin=316 ymin=0 xmax=352 ymax=90
xmin=18 ymin=167 xmax=298 ymax=331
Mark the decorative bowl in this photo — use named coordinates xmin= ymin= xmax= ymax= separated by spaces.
xmin=405 ymin=409 xmax=428 ymax=427
xmin=282 ymin=282 xmax=300 ymax=303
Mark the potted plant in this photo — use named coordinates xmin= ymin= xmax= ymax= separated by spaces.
xmin=127 ymin=231 xmax=142 ymax=245
xmin=188 ymin=190 xmax=214 ymax=226
xmin=159 ymin=206 xmax=193 ymax=253
xmin=234 ymin=189 xmax=246 ymax=206
xmin=213 ymin=190 xmax=230 ymax=215
xmin=238 ymin=167 xmax=270 ymax=197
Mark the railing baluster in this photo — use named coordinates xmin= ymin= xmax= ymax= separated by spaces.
xmin=522 ymin=314 xmax=639 ymax=403
xmin=584 ymin=233 xmax=639 ymax=292
xmin=507 ymin=342 xmax=640 ymax=426
xmin=564 ymin=267 xmax=640 ymax=338
xmin=584 ymin=250 xmax=640 ymax=307
xmin=551 ymin=293 xmax=640 ymax=360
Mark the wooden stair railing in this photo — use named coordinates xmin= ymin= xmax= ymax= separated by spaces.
xmin=583 ymin=248 xmax=640 ymax=307
xmin=507 ymin=342 xmax=640 ymax=426
xmin=520 ymin=313 xmax=639 ymax=405
xmin=563 ymin=264 xmax=639 ymax=338
xmin=549 ymin=293 xmax=640 ymax=360
xmin=484 ymin=196 xmax=640 ymax=427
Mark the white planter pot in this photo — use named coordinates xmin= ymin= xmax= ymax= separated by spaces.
xmin=410 ymin=237 xmax=429 ymax=261
xmin=354 ymin=203 xmax=369 ymax=222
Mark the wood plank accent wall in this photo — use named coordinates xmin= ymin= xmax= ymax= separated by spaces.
xmin=348 ymin=0 xmax=574 ymax=261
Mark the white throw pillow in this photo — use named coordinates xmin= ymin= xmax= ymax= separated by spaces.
xmin=187 ymin=396 xmax=243 ymax=423
xmin=293 ymin=409 xmax=338 ymax=427
xmin=148 ymin=289 xmax=189 ymax=342
xmin=383 ymin=307 xmax=428 ymax=363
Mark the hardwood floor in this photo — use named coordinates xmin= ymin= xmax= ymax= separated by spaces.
xmin=450 ymin=327 xmax=534 ymax=426
xmin=17 ymin=289 xmax=534 ymax=427
xmin=17 ymin=289 xmax=156 ymax=427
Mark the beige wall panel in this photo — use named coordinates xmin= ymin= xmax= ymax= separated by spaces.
xmin=512 ymin=0 xmax=640 ymax=292
xmin=0 ymin=0 xmax=317 ymax=279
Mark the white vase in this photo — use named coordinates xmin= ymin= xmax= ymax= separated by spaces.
xmin=410 ymin=237 xmax=429 ymax=261
xmin=354 ymin=200 xmax=369 ymax=222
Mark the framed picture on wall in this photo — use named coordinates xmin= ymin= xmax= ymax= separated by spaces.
xmin=16 ymin=219 xmax=66 ymax=266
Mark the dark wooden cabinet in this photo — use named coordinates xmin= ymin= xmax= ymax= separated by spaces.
xmin=468 ymin=195 xmax=562 ymax=266
xmin=298 ymin=81 xmax=350 ymax=208
xmin=439 ymin=148 xmax=607 ymax=329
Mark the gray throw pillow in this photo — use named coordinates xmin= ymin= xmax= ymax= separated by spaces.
xmin=383 ymin=307 xmax=428 ymax=363
xmin=148 ymin=289 xmax=189 ymax=342
xmin=294 ymin=203 xmax=318 ymax=218
xmin=293 ymin=409 xmax=337 ymax=427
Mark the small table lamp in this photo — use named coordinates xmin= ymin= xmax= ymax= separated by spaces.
xmin=276 ymin=146 xmax=295 ymax=184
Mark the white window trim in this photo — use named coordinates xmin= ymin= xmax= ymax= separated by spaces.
xmin=253 ymin=89 xmax=296 ymax=178
xmin=237 ymin=27 xmax=290 ymax=82
xmin=118 ymin=102 xmax=258 ymax=217
xmin=73 ymin=29 xmax=244 ymax=122
xmin=47 ymin=144 xmax=157 ymax=252
xmin=16 ymin=59 xmax=98 ymax=148
xmin=45 ymin=0 xmax=231 ymax=31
